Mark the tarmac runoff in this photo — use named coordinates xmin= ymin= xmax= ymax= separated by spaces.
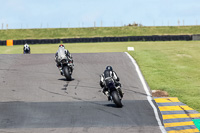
xmin=154 ymin=97 xmax=200 ymax=133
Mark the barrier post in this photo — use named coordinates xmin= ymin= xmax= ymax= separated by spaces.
xmin=6 ymin=40 xmax=13 ymax=46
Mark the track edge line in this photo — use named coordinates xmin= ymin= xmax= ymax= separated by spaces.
xmin=125 ymin=52 xmax=167 ymax=133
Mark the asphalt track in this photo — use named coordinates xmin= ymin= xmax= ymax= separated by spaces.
xmin=0 ymin=53 xmax=164 ymax=133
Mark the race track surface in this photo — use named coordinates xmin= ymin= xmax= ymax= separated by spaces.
xmin=0 ymin=53 xmax=164 ymax=133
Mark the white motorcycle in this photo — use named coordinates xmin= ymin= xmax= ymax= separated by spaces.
xmin=57 ymin=48 xmax=73 ymax=81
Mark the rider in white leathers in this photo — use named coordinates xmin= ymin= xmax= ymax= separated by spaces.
xmin=55 ymin=44 xmax=73 ymax=75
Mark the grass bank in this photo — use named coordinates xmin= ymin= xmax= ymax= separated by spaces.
xmin=1 ymin=26 xmax=200 ymax=40
xmin=0 ymin=41 xmax=200 ymax=111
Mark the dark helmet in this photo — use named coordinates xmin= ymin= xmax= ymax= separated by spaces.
xmin=59 ymin=44 xmax=65 ymax=48
xmin=106 ymin=66 xmax=113 ymax=71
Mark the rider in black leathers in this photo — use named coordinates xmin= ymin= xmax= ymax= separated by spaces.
xmin=23 ymin=43 xmax=30 ymax=54
xmin=100 ymin=66 xmax=123 ymax=100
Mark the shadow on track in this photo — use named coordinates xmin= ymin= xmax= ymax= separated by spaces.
xmin=58 ymin=78 xmax=75 ymax=81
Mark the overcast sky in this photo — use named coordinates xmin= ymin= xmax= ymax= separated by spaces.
xmin=0 ymin=0 xmax=200 ymax=29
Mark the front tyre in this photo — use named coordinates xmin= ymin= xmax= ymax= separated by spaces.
xmin=63 ymin=66 xmax=71 ymax=81
xmin=111 ymin=91 xmax=123 ymax=108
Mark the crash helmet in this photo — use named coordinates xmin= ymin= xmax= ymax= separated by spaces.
xmin=106 ymin=66 xmax=113 ymax=71
xmin=59 ymin=44 xmax=65 ymax=48
xmin=24 ymin=43 xmax=29 ymax=47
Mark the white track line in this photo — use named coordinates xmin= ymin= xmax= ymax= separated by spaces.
xmin=125 ymin=52 xmax=166 ymax=133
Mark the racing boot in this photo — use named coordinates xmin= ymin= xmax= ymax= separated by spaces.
xmin=105 ymin=91 xmax=111 ymax=101
xmin=59 ymin=67 xmax=64 ymax=75
xmin=103 ymin=88 xmax=111 ymax=101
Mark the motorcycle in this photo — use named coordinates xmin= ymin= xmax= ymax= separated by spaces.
xmin=23 ymin=47 xmax=30 ymax=54
xmin=61 ymin=58 xmax=73 ymax=81
xmin=57 ymin=48 xmax=73 ymax=81
xmin=105 ymin=77 xmax=123 ymax=107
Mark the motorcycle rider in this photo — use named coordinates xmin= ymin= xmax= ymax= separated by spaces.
xmin=100 ymin=66 xmax=123 ymax=100
xmin=23 ymin=43 xmax=30 ymax=53
xmin=55 ymin=44 xmax=74 ymax=75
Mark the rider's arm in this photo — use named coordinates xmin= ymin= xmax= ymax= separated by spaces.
xmin=64 ymin=50 xmax=71 ymax=57
xmin=113 ymin=71 xmax=120 ymax=81
xmin=65 ymin=50 xmax=73 ymax=63
xmin=100 ymin=74 xmax=105 ymax=88
xmin=55 ymin=52 xmax=58 ymax=61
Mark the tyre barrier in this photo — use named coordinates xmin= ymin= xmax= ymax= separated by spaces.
xmin=0 ymin=40 xmax=6 ymax=46
xmin=0 ymin=35 xmax=193 ymax=46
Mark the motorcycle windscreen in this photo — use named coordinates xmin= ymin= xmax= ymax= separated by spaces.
xmin=57 ymin=47 xmax=67 ymax=61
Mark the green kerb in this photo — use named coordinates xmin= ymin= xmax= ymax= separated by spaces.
xmin=192 ymin=119 xmax=200 ymax=131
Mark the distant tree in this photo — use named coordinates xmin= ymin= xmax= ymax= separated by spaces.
xmin=125 ymin=22 xmax=143 ymax=27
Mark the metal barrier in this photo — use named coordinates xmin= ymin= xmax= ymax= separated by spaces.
xmin=192 ymin=34 xmax=200 ymax=40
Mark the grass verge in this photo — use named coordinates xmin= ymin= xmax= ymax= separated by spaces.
xmin=1 ymin=41 xmax=200 ymax=111
xmin=1 ymin=26 xmax=200 ymax=40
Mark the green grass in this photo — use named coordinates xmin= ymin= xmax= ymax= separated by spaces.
xmin=129 ymin=41 xmax=200 ymax=112
xmin=1 ymin=26 xmax=200 ymax=40
xmin=0 ymin=43 xmax=127 ymax=54
xmin=1 ymin=41 xmax=200 ymax=112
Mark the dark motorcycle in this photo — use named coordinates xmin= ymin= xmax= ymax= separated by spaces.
xmin=60 ymin=58 xmax=73 ymax=81
xmin=23 ymin=47 xmax=30 ymax=54
xmin=105 ymin=78 xmax=123 ymax=107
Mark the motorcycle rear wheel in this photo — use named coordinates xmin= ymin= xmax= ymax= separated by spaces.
xmin=63 ymin=66 xmax=72 ymax=81
xmin=111 ymin=91 xmax=123 ymax=108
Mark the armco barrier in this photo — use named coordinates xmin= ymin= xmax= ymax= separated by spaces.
xmin=192 ymin=34 xmax=200 ymax=40
xmin=0 ymin=35 xmax=193 ymax=46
